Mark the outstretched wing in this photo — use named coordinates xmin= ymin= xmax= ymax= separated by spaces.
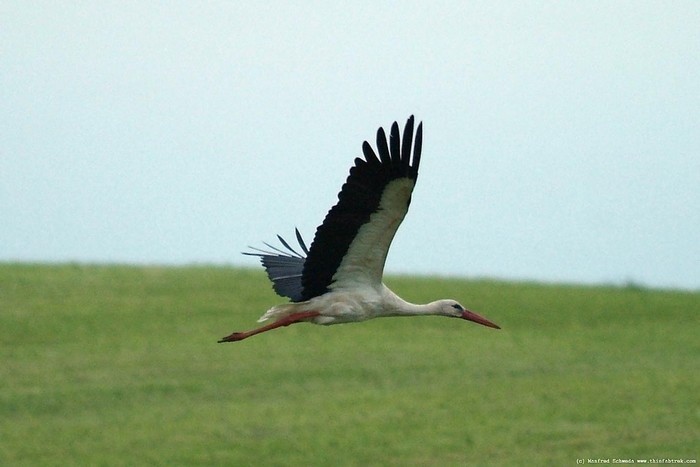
xmin=301 ymin=116 xmax=422 ymax=299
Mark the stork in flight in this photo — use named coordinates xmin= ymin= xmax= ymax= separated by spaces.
xmin=219 ymin=116 xmax=500 ymax=343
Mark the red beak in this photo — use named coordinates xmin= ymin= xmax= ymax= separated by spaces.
xmin=461 ymin=309 xmax=501 ymax=329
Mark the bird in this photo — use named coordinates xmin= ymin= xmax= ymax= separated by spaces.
xmin=218 ymin=116 xmax=500 ymax=343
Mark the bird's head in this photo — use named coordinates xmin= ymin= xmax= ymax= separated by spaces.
xmin=439 ymin=300 xmax=501 ymax=329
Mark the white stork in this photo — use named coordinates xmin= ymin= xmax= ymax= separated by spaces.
xmin=219 ymin=116 xmax=500 ymax=343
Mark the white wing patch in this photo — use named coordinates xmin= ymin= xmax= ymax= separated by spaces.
xmin=330 ymin=177 xmax=415 ymax=290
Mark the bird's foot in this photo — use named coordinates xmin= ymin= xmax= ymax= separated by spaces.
xmin=217 ymin=332 xmax=248 ymax=343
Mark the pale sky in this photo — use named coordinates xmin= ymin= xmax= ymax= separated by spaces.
xmin=2 ymin=2 xmax=699 ymax=290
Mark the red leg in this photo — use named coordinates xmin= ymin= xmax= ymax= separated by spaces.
xmin=218 ymin=311 xmax=320 ymax=343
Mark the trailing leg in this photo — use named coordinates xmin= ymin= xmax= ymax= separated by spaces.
xmin=218 ymin=311 xmax=320 ymax=343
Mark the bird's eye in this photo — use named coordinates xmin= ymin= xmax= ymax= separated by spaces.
xmin=451 ymin=304 xmax=463 ymax=311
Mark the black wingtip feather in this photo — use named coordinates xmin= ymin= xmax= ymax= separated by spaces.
xmin=389 ymin=121 xmax=401 ymax=166
xmin=362 ymin=141 xmax=379 ymax=165
xmin=412 ymin=122 xmax=422 ymax=178
xmin=401 ymin=116 xmax=415 ymax=172
xmin=295 ymin=228 xmax=309 ymax=255
xmin=276 ymin=234 xmax=303 ymax=258
xmin=376 ymin=127 xmax=391 ymax=165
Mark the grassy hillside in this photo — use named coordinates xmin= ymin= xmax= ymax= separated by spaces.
xmin=1 ymin=263 xmax=697 ymax=465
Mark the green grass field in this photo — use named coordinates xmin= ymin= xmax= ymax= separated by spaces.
xmin=1 ymin=263 xmax=698 ymax=466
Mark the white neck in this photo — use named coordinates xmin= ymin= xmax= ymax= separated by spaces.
xmin=380 ymin=286 xmax=445 ymax=317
